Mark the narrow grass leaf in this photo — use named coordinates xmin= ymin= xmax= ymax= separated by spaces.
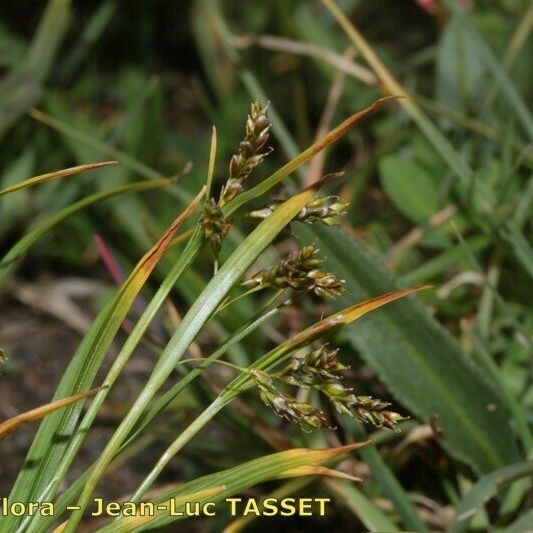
xmin=325 ymin=479 xmax=398 ymax=532
xmin=101 ymin=443 xmax=368 ymax=532
xmin=0 ymin=161 xmax=117 ymax=197
xmin=4 ymin=186 xmax=204 ymax=532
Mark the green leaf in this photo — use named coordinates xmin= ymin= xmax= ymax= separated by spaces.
xmin=98 ymin=443 xmax=368 ymax=532
xmin=449 ymin=461 xmax=533 ymax=533
xmin=0 ymin=178 xmax=173 ymax=286
xmin=296 ymin=223 xmax=521 ymax=474
xmin=326 ymin=479 xmax=397 ymax=532
xmin=379 ymin=155 xmax=439 ymax=223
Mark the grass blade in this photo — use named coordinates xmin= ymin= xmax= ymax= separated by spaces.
xmin=0 ymin=177 xmax=175 ymax=285
xmin=0 ymin=387 xmax=105 ymax=440
xmin=449 ymin=461 xmax=533 ymax=532
xmin=99 ymin=443 xmax=368 ymax=532
xmin=4 ymin=185 xmax=204 ymax=532
xmin=0 ymin=161 xmax=117 ymax=197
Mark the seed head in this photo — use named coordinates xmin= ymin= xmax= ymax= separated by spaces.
xmin=249 ymin=195 xmax=349 ymax=226
xmin=199 ymin=198 xmax=230 ymax=255
xmin=281 ymin=345 xmax=348 ymax=385
xmin=243 ymin=245 xmax=344 ymax=298
xmin=219 ymin=101 xmax=272 ymax=205
xmin=251 ymin=369 xmax=332 ymax=431
xmin=277 ymin=344 xmax=407 ymax=432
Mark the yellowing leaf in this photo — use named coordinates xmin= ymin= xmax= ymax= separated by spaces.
xmin=0 ymin=161 xmax=118 ymax=197
xmin=0 ymin=387 xmax=106 ymax=440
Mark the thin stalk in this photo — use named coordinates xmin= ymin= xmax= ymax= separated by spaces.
xmin=129 ymin=397 xmax=226 ymax=502
xmin=215 ymin=284 xmax=266 ymax=314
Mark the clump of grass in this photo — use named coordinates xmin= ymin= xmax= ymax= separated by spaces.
xmin=0 ymin=97 xmax=422 ymax=532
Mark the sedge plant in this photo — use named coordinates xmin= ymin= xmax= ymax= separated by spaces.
xmin=0 ymin=97 xmax=431 ymax=532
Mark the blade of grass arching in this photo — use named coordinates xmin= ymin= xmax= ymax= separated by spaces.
xmin=319 ymin=0 xmax=494 ymax=208
xmin=4 ymin=187 xmax=204 ymax=533
xmin=0 ymin=387 xmax=105 ymax=440
xmin=441 ymin=0 xmax=533 ymax=140
xmin=297 ymin=223 xmax=521 ymax=474
xmin=0 ymin=0 xmax=71 ymax=141
xmin=449 ymin=461 xmax=533 ymax=533
xmin=62 ymin=179 xmax=330 ymax=532
xmin=0 ymin=177 xmax=173 ymax=286
xmin=29 ymin=108 xmax=191 ymax=203
xmin=129 ymin=287 xmax=428 ymax=504
xmin=223 ymin=478 xmax=312 ymax=533
xmin=0 ymin=160 xmax=117 ymax=197
xmin=325 ymin=479 xmax=397 ymax=532
xmin=97 ymin=443 xmax=368 ymax=533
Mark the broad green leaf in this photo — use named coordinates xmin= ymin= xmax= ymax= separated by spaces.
xmin=297 ymin=223 xmax=520 ymax=474
xmin=379 ymin=155 xmax=439 ymax=223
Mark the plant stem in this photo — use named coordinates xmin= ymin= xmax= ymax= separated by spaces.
xmin=130 ymin=397 xmax=226 ymax=502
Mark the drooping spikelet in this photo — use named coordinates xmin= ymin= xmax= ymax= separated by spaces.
xmin=272 ymin=344 xmax=407 ymax=432
xmin=251 ymin=369 xmax=332 ymax=431
xmin=243 ymin=244 xmax=344 ymax=298
xmin=250 ymin=195 xmax=349 ymax=226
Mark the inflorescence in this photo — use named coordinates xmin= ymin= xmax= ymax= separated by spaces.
xmin=243 ymin=244 xmax=344 ymax=298
xmin=200 ymin=101 xmax=272 ymax=256
xmin=251 ymin=344 xmax=406 ymax=432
